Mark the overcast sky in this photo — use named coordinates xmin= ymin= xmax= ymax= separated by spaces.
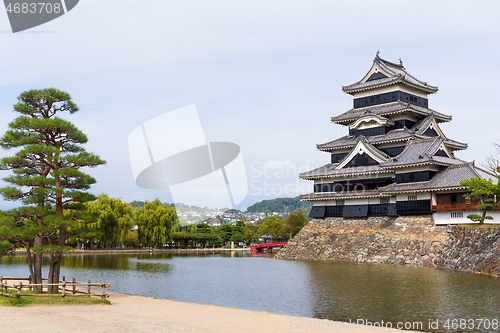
xmin=0 ymin=0 xmax=499 ymax=210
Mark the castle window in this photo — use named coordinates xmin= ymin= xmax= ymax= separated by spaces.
xmin=380 ymin=197 xmax=390 ymax=204
xmin=408 ymin=195 xmax=417 ymax=201
xmin=336 ymin=200 xmax=345 ymax=206
xmin=451 ymin=212 xmax=463 ymax=218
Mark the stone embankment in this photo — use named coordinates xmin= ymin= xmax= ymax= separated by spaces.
xmin=435 ymin=226 xmax=500 ymax=277
xmin=275 ymin=216 xmax=447 ymax=266
xmin=276 ymin=217 xmax=500 ymax=277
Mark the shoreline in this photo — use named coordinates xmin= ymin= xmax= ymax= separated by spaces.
xmin=0 ymin=288 xmax=421 ymax=333
xmin=9 ymin=248 xmax=251 ymax=255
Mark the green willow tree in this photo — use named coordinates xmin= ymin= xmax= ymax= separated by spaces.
xmin=0 ymin=89 xmax=105 ymax=292
xmin=460 ymin=177 xmax=500 ymax=225
xmin=135 ymin=199 xmax=176 ymax=248
xmin=86 ymin=194 xmax=133 ymax=248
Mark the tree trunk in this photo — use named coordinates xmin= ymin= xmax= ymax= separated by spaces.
xmin=33 ymin=234 xmax=43 ymax=294
xmin=47 ymin=252 xmax=63 ymax=293
xmin=480 ymin=197 xmax=486 ymax=225
xmin=47 ymin=253 xmax=56 ymax=292
xmin=49 ymin=174 xmax=66 ymax=293
xmin=33 ymin=195 xmax=44 ymax=293
xmin=47 ymin=224 xmax=66 ymax=293
xmin=52 ymin=254 xmax=62 ymax=292
xmin=23 ymin=241 xmax=35 ymax=291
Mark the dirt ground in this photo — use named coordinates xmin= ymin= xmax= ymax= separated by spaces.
xmin=0 ymin=289 xmax=426 ymax=333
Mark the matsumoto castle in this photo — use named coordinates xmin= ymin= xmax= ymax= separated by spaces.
xmin=301 ymin=53 xmax=497 ymax=225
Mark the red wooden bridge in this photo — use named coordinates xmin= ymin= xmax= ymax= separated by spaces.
xmin=250 ymin=242 xmax=287 ymax=252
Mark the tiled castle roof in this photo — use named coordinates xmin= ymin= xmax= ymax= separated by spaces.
xmin=381 ymin=137 xmax=463 ymax=168
xmin=379 ymin=163 xmax=495 ymax=194
xmin=316 ymin=127 xmax=467 ymax=152
xmin=303 ymin=137 xmax=466 ymax=180
xmin=331 ymin=101 xmax=451 ymax=125
xmin=342 ymin=54 xmax=439 ymax=95
xmin=299 ymin=164 xmax=391 ymax=180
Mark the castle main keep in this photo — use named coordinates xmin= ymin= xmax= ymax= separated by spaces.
xmin=300 ymin=53 xmax=497 ymax=225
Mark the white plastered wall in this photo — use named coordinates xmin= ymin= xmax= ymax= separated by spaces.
xmin=433 ymin=211 xmax=500 ymax=225
xmin=396 ymin=192 xmax=431 ymax=201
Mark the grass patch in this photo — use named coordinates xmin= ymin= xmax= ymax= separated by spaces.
xmin=461 ymin=224 xmax=500 ymax=229
xmin=0 ymin=289 xmax=110 ymax=307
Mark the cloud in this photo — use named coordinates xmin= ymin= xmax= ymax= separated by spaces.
xmin=263 ymin=160 xmax=295 ymax=169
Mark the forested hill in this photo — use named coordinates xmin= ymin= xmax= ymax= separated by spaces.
xmin=246 ymin=196 xmax=312 ymax=214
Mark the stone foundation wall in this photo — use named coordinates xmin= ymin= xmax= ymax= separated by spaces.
xmin=434 ymin=226 xmax=500 ymax=277
xmin=275 ymin=215 xmax=447 ymax=266
xmin=276 ymin=216 xmax=500 ymax=277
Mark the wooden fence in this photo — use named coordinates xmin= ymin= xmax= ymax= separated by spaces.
xmin=0 ymin=276 xmax=109 ymax=300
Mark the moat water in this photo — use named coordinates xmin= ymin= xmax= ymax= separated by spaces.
xmin=1 ymin=252 xmax=499 ymax=333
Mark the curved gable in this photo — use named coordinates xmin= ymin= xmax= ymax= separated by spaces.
xmin=349 ymin=114 xmax=394 ymax=130
xmin=336 ymin=139 xmax=390 ymax=169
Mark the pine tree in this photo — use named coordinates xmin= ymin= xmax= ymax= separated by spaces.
xmin=0 ymin=88 xmax=105 ymax=292
xmin=460 ymin=177 xmax=500 ymax=225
